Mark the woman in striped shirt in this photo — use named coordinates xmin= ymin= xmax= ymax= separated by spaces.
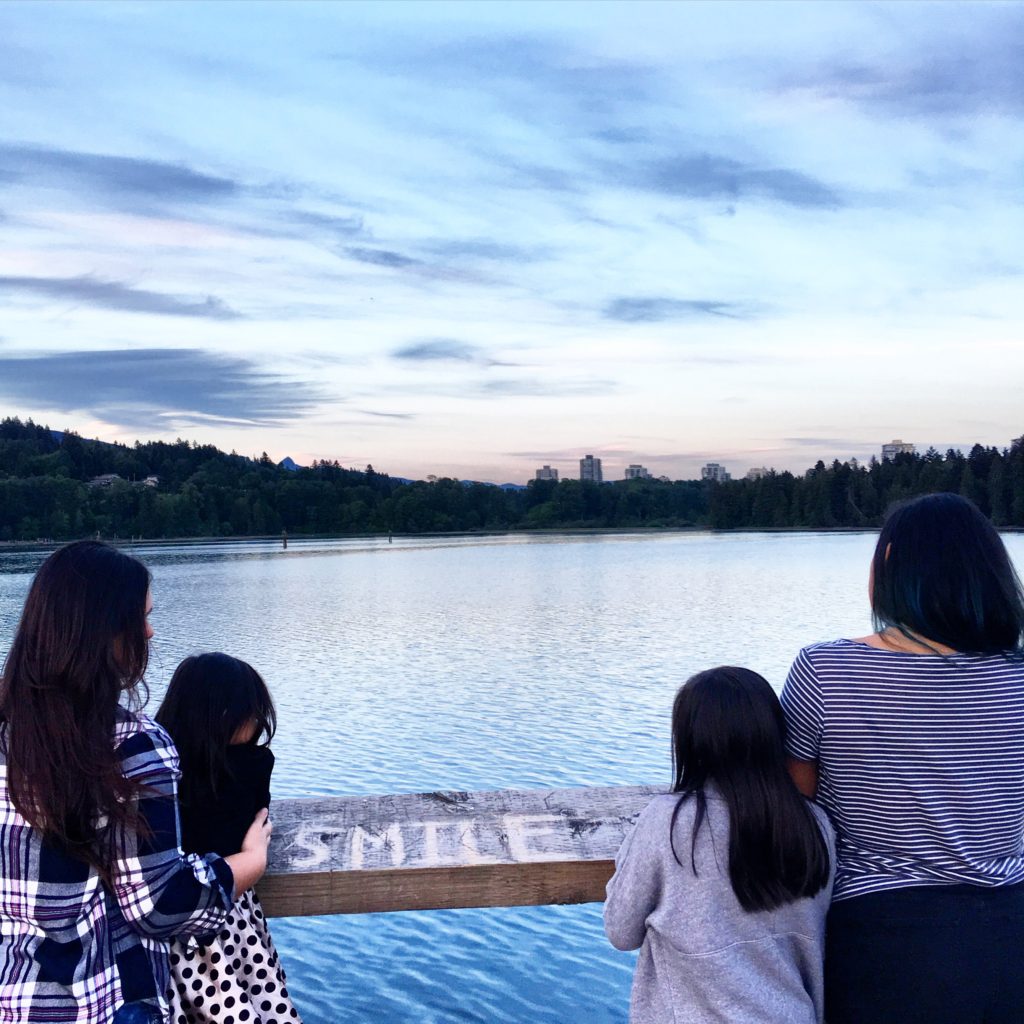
xmin=782 ymin=493 xmax=1024 ymax=1024
xmin=0 ymin=541 xmax=273 ymax=1024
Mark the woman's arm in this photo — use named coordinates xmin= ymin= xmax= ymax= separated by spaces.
xmin=788 ymin=757 xmax=819 ymax=799
xmin=780 ymin=648 xmax=825 ymax=798
xmin=224 ymin=810 xmax=272 ymax=891
xmin=110 ymin=725 xmax=235 ymax=941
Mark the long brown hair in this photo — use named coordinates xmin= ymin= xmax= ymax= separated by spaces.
xmin=0 ymin=541 xmax=152 ymax=881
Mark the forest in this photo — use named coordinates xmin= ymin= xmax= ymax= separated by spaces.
xmin=1 ymin=417 xmax=1023 ymax=541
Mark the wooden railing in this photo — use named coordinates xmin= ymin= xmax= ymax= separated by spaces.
xmin=258 ymin=784 xmax=664 ymax=918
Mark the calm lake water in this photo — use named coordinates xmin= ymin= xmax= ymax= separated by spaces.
xmin=2 ymin=530 xmax=1022 ymax=1023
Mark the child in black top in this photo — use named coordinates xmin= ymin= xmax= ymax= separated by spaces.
xmin=157 ymin=653 xmax=301 ymax=1024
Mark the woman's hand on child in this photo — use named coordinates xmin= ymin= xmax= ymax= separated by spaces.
xmin=225 ymin=809 xmax=273 ymax=892
xmin=243 ymin=808 xmax=273 ymax=861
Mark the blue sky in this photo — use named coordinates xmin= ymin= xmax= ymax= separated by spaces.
xmin=1 ymin=0 xmax=1021 ymax=482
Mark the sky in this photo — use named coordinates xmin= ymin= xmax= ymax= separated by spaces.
xmin=0 ymin=0 xmax=1022 ymax=483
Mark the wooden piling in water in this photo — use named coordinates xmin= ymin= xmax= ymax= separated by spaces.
xmin=258 ymin=784 xmax=664 ymax=917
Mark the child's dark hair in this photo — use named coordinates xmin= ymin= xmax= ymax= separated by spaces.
xmin=670 ymin=666 xmax=830 ymax=913
xmin=871 ymin=492 xmax=1024 ymax=655
xmin=156 ymin=653 xmax=276 ymax=809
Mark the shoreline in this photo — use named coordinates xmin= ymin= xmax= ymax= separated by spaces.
xmin=0 ymin=525 xmax=882 ymax=553
xmin=3 ymin=524 xmax=1021 ymax=553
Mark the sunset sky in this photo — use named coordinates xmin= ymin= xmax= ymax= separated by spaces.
xmin=1 ymin=0 xmax=1022 ymax=482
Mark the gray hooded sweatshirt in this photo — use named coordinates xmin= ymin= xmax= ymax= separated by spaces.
xmin=604 ymin=792 xmax=835 ymax=1024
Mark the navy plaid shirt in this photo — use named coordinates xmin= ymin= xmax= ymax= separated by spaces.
xmin=0 ymin=712 xmax=234 ymax=1023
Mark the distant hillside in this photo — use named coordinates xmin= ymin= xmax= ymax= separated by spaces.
xmin=1 ymin=416 xmax=1022 ymax=542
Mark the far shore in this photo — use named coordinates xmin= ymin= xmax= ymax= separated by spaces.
xmin=0 ymin=524 xmax=941 ymax=554
xmin=3 ymin=523 xmax=1022 ymax=554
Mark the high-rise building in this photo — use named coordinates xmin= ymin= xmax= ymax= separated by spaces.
xmin=535 ymin=465 xmax=559 ymax=482
xmin=882 ymin=439 xmax=916 ymax=461
xmin=625 ymin=464 xmax=651 ymax=480
xmin=745 ymin=467 xmax=769 ymax=481
xmin=580 ymin=454 xmax=603 ymax=483
xmin=701 ymin=462 xmax=731 ymax=483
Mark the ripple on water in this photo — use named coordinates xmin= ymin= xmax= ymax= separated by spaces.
xmin=270 ymin=905 xmax=635 ymax=1024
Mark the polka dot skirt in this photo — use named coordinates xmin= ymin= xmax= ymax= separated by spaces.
xmin=168 ymin=888 xmax=302 ymax=1024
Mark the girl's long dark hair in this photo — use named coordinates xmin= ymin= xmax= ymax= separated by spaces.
xmin=156 ymin=653 xmax=275 ymax=811
xmin=670 ymin=667 xmax=830 ymax=913
xmin=0 ymin=541 xmax=151 ymax=882
xmin=872 ymin=493 xmax=1024 ymax=655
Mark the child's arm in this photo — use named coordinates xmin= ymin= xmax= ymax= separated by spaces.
xmin=603 ymin=800 xmax=665 ymax=951
xmin=109 ymin=724 xmax=234 ymax=941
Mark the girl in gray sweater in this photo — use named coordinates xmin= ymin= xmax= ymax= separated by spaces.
xmin=605 ymin=667 xmax=835 ymax=1024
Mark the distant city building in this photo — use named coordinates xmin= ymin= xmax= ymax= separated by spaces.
xmin=580 ymin=454 xmax=603 ymax=483
xmin=624 ymin=464 xmax=651 ymax=480
xmin=701 ymin=462 xmax=731 ymax=483
xmin=745 ymin=467 xmax=770 ymax=481
xmin=882 ymin=439 xmax=916 ymax=461
xmin=87 ymin=473 xmax=122 ymax=488
xmin=535 ymin=465 xmax=559 ymax=482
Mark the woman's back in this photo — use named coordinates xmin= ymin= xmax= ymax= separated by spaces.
xmin=784 ymin=639 xmax=1024 ymax=901
xmin=605 ymin=793 xmax=836 ymax=1024
xmin=0 ymin=709 xmax=234 ymax=1018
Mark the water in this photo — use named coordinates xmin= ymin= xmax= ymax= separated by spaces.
xmin=3 ymin=531 xmax=1021 ymax=1022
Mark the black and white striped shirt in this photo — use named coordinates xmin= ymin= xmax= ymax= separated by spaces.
xmin=781 ymin=638 xmax=1024 ymax=902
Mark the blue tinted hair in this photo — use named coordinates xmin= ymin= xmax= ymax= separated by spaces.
xmin=871 ymin=493 xmax=1024 ymax=654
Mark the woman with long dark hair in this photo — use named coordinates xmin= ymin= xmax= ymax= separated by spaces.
xmin=605 ymin=666 xmax=834 ymax=1023
xmin=783 ymin=493 xmax=1024 ymax=1023
xmin=0 ymin=541 xmax=272 ymax=1024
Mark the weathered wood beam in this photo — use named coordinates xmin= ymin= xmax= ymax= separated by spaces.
xmin=258 ymin=784 xmax=664 ymax=917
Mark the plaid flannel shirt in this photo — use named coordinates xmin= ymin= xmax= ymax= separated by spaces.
xmin=0 ymin=712 xmax=234 ymax=1023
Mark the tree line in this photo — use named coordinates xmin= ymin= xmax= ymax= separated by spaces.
xmin=1 ymin=416 xmax=1022 ymax=542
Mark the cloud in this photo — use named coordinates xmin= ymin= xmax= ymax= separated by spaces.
xmin=392 ymin=339 xmax=481 ymax=362
xmin=631 ymin=154 xmax=843 ymax=209
xmin=479 ymin=377 xmax=615 ymax=397
xmin=284 ymin=209 xmax=365 ymax=237
xmin=603 ymin=297 xmax=744 ymax=322
xmin=836 ymin=60 xmax=1019 ymax=117
xmin=0 ymin=41 xmax=52 ymax=88
xmin=0 ymin=275 xmax=243 ymax=319
xmin=776 ymin=14 xmax=1024 ymax=120
xmin=343 ymin=247 xmax=419 ymax=268
xmin=358 ymin=409 xmax=416 ymax=420
xmin=0 ymin=142 xmax=238 ymax=210
xmin=382 ymin=33 xmax=656 ymax=120
xmin=783 ymin=437 xmax=870 ymax=448
xmin=391 ymin=338 xmax=521 ymax=368
xmin=504 ymin=162 xmax=583 ymax=193
xmin=0 ymin=348 xmax=322 ymax=427
xmin=420 ymin=238 xmax=551 ymax=263
xmin=592 ymin=127 xmax=652 ymax=145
